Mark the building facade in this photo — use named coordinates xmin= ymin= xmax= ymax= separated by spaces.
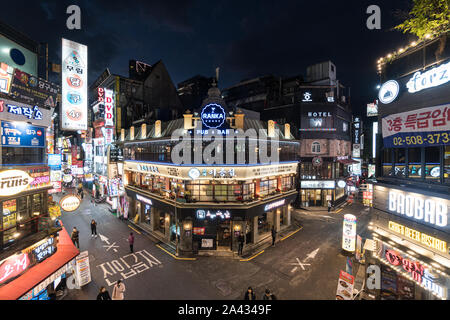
xmin=368 ymin=31 xmax=450 ymax=300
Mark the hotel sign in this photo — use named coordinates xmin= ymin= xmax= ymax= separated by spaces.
xmin=388 ymin=221 xmax=447 ymax=254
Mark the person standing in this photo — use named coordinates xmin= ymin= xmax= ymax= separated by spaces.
xmin=128 ymin=232 xmax=135 ymax=253
xmin=263 ymin=289 xmax=277 ymax=300
xmin=238 ymin=234 xmax=244 ymax=256
xmin=71 ymin=227 xmax=80 ymax=249
xmin=111 ymin=280 xmax=126 ymax=300
xmin=91 ymin=220 xmax=97 ymax=238
xmin=328 ymin=200 xmax=332 ymax=213
xmin=244 ymin=287 xmax=256 ymax=300
xmin=271 ymin=225 xmax=276 ymax=246
xmin=97 ymin=286 xmax=111 ymax=300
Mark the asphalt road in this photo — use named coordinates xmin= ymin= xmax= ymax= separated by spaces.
xmin=58 ymin=192 xmax=371 ymax=300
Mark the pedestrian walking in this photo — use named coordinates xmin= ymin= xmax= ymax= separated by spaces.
xmin=91 ymin=219 xmax=97 ymax=238
xmin=238 ymin=234 xmax=244 ymax=256
xmin=263 ymin=289 xmax=277 ymax=300
xmin=111 ymin=280 xmax=126 ymax=300
xmin=128 ymin=232 xmax=134 ymax=253
xmin=271 ymin=225 xmax=276 ymax=246
xmin=328 ymin=200 xmax=332 ymax=213
xmin=97 ymin=286 xmax=111 ymax=300
xmin=71 ymin=227 xmax=79 ymax=249
xmin=244 ymin=287 xmax=256 ymax=300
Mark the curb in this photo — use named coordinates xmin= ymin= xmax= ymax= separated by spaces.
xmin=155 ymin=244 xmax=197 ymax=261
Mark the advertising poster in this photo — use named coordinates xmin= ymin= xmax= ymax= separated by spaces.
xmin=9 ymin=68 xmax=59 ymax=108
xmin=382 ymin=104 xmax=450 ymax=148
xmin=342 ymin=214 xmax=357 ymax=252
xmin=0 ymin=62 xmax=14 ymax=93
xmin=48 ymin=154 xmax=62 ymax=169
xmin=367 ymin=102 xmax=378 ymax=117
xmin=75 ymin=251 xmax=91 ymax=287
xmin=336 ymin=270 xmax=354 ymax=300
xmin=61 ymin=38 xmax=88 ymax=131
xmin=1 ymin=121 xmax=45 ymax=148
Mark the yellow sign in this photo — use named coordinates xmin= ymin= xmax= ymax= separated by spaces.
xmin=389 ymin=221 xmax=447 ymax=253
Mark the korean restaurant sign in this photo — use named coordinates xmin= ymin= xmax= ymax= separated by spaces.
xmin=1 ymin=121 xmax=46 ymax=148
xmin=61 ymin=38 xmax=88 ymax=131
xmin=0 ymin=98 xmax=53 ymax=127
xmin=0 ymin=235 xmax=58 ymax=286
xmin=381 ymin=104 xmax=450 ymax=148
xmin=0 ymin=170 xmax=32 ymax=196
xmin=126 ymin=161 xmax=298 ymax=180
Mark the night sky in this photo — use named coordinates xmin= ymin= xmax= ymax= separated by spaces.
xmin=0 ymin=0 xmax=417 ymax=116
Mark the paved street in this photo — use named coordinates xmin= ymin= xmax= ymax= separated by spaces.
xmin=58 ymin=191 xmax=371 ymax=300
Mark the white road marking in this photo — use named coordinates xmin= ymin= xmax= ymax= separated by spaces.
xmin=289 ymin=257 xmax=310 ymax=271
xmin=304 ymin=248 xmax=320 ymax=261
xmin=103 ymin=242 xmax=119 ymax=252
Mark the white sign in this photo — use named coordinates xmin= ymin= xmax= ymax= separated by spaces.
xmin=352 ymin=144 xmax=361 ymax=158
xmin=302 ymin=92 xmax=312 ymax=102
xmin=301 ymin=180 xmax=335 ymax=189
xmin=61 ymin=38 xmax=88 ymax=131
xmin=136 ymin=194 xmax=152 ymax=205
xmin=0 ymin=98 xmax=53 ymax=127
xmin=337 ymin=180 xmax=346 ymax=188
xmin=202 ymin=239 xmax=214 ymax=248
xmin=104 ymin=88 xmax=114 ymax=127
xmin=60 ymin=194 xmax=81 ymax=212
xmin=307 ymin=112 xmax=331 ymax=117
xmin=264 ymin=199 xmax=286 ymax=211
xmin=342 ymin=214 xmax=357 ymax=252
xmin=367 ymin=102 xmax=378 ymax=117
xmin=0 ymin=170 xmax=32 ymax=196
xmin=378 ymin=80 xmax=399 ymax=104
xmin=75 ymin=251 xmax=91 ymax=287
xmin=388 ymin=190 xmax=447 ymax=228
xmin=407 ymin=60 xmax=450 ymax=93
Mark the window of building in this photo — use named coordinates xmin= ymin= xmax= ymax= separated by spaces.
xmin=2 ymin=147 xmax=46 ymax=165
xmin=394 ymin=148 xmax=406 ymax=178
xmin=445 ymin=146 xmax=450 ymax=184
xmin=408 ymin=148 xmax=421 ymax=179
xmin=311 ymin=142 xmax=321 ymax=154
xmin=425 ymin=146 xmax=440 ymax=182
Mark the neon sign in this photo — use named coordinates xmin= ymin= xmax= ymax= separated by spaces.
xmin=378 ymin=80 xmax=399 ymax=104
xmin=264 ymin=199 xmax=286 ymax=211
xmin=6 ymin=104 xmax=43 ymax=120
xmin=196 ymin=209 xmax=231 ymax=220
xmin=0 ymin=253 xmax=30 ymax=285
xmin=407 ymin=60 xmax=450 ymax=93
xmin=201 ymin=103 xmax=226 ymax=129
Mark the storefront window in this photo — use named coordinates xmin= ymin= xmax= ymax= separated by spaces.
xmin=257 ymin=213 xmax=270 ymax=235
xmin=408 ymin=148 xmax=421 ymax=179
xmin=394 ymin=148 xmax=406 ymax=178
xmin=383 ymin=148 xmax=393 ymax=177
xmin=281 ymin=176 xmax=294 ymax=191
xmin=425 ymin=146 xmax=440 ymax=182
xmin=259 ymin=179 xmax=277 ymax=197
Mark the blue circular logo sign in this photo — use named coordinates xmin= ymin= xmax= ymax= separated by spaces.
xmin=201 ymin=103 xmax=226 ymax=129
xmin=10 ymin=48 xmax=26 ymax=66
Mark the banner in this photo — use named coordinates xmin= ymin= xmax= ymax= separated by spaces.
xmin=0 ymin=62 xmax=14 ymax=94
xmin=382 ymin=104 xmax=450 ymax=148
xmin=1 ymin=121 xmax=45 ymax=147
xmin=61 ymin=38 xmax=88 ymax=131
xmin=9 ymin=68 xmax=59 ymax=108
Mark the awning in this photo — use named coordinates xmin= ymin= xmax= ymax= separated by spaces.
xmin=0 ymin=224 xmax=79 ymax=300
xmin=338 ymin=159 xmax=359 ymax=165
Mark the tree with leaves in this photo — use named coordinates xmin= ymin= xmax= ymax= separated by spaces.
xmin=395 ymin=0 xmax=449 ymax=59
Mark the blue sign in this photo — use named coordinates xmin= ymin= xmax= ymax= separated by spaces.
xmin=383 ymin=130 xmax=450 ymax=148
xmin=1 ymin=121 xmax=45 ymax=147
xmin=201 ymin=103 xmax=226 ymax=129
xmin=6 ymin=104 xmax=43 ymax=120
xmin=48 ymin=154 xmax=62 ymax=168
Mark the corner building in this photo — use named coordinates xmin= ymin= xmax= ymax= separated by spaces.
xmin=121 ymin=85 xmax=300 ymax=256
xmin=369 ymin=31 xmax=450 ymax=300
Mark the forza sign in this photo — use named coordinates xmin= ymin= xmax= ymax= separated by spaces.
xmin=407 ymin=60 xmax=450 ymax=93
xmin=0 ymin=170 xmax=31 ymax=196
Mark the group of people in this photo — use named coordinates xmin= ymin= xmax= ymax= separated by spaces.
xmin=244 ymin=287 xmax=277 ymax=300
xmin=97 ymin=280 xmax=126 ymax=300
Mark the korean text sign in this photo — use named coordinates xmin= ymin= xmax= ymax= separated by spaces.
xmin=382 ymin=104 xmax=450 ymax=148
xmin=61 ymin=38 xmax=88 ymax=131
xmin=1 ymin=121 xmax=45 ymax=147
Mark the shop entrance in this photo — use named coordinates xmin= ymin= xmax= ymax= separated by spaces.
xmin=216 ymin=220 xmax=231 ymax=249
xmin=301 ymin=189 xmax=333 ymax=207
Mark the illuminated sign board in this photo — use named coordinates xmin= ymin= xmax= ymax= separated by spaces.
xmin=388 ymin=190 xmax=448 ymax=228
xmin=264 ymin=199 xmax=286 ymax=211
xmin=378 ymin=80 xmax=399 ymax=104
xmin=0 ymin=62 xmax=14 ymax=94
xmin=0 ymin=170 xmax=31 ymax=196
xmin=59 ymin=194 xmax=81 ymax=212
xmin=61 ymin=38 xmax=88 ymax=131
xmin=104 ymin=88 xmax=114 ymax=127
xmin=0 ymin=253 xmax=30 ymax=285
xmin=301 ymin=180 xmax=335 ymax=189
xmin=48 ymin=154 xmax=62 ymax=167
xmin=337 ymin=180 xmax=346 ymax=188
xmin=136 ymin=194 xmax=153 ymax=206
xmin=388 ymin=221 xmax=447 ymax=253
xmin=342 ymin=214 xmax=357 ymax=252
xmin=307 ymin=112 xmax=331 ymax=117
xmin=201 ymin=103 xmax=226 ymax=129
xmin=407 ymin=60 xmax=450 ymax=93
xmin=196 ymin=209 xmax=231 ymax=220
xmin=1 ymin=121 xmax=45 ymax=148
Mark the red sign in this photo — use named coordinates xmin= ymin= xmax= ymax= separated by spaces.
xmin=193 ymin=227 xmax=205 ymax=235
xmin=0 ymin=253 xmax=30 ymax=285
xmin=385 ymin=249 xmax=424 ymax=283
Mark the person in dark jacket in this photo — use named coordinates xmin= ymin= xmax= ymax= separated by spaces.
xmin=71 ymin=227 xmax=79 ymax=248
xmin=91 ymin=220 xmax=98 ymax=238
xmin=238 ymin=234 xmax=244 ymax=256
xmin=97 ymin=286 xmax=111 ymax=300
xmin=271 ymin=225 xmax=276 ymax=246
xmin=244 ymin=287 xmax=256 ymax=300
xmin=263 ymin=289 xmax=277 ymax=300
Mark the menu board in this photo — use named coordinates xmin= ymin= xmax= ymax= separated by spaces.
xmin=75 ymin=251 xmax=91 ymax=286
xmin=336 ymin=270 xmax=354 ymax=300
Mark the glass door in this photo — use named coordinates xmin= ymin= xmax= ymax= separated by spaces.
xmin=217 ymin=220 xmax=231 ymax=249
